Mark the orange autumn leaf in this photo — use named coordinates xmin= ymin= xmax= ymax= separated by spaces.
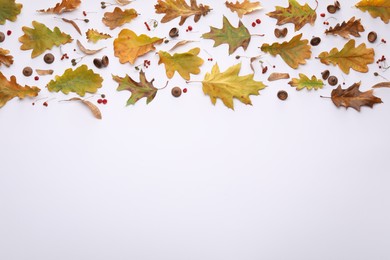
xmin=225 ymin=0 xmax=262 ymax=18
xmin=102 ymin=7 xmax=138 ymax=30
xmin=155 ymin=0 xmax=211 ymax=25
xmin=356 ymin=0 xmax=390 ymax=24
xmin=37 ymin=0 xmax=81 ymax=14
xmin=0 ymin=48 xmax=14 ymax=67
xmin=325 ymin=17 xmax=365 ymax=39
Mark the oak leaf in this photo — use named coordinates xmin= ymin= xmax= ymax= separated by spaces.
xmin=318 ymin=39 xmax=374 ymax=74
xmin=47 ymin=65 xmax=103 ymax=96
xmin=201 ymin=63 xmax=266 ymax=110
xmin=0 ymin=48 xmax=13 ymax=67
xmin=0 ymin=71 xmax=40 ymax=108
xmin=330 ymin=82 xmax=382 ymax=111
xmin=325 ymin=17 xmax=365 ymax=39
xmin=155 ymin=0 xmax=211 ymax=26
xmin=158 ymin=48 xmax=204 ymax=80
xmin=114 ymin=29 xmax=163 ymax=65
xmin=112 ymin=71 xmax=158 ymax=106
xmin=37 ymin=0 xmax=81 ymax=14
xmin=19 ymin=21 xmax=72 ymax=58
xmin=356 ymin=0 xmax=390 ymax=24
xmin=289 ymin=74 xmax=323 ymax=91
xmin=0 ymin=0 xmax=22 ymax=25
xmin=267 ymin=0 xmax=316 ymax=31
xmin=260 ymin=34 xmax=311 ymax=69
xmin=102 ymin=7 xmax=138 ymax=30
xmin=225 ymin=0 xmax=262 ymax=18
xmin=202 ymin=16 xmax=251 ymax=55
xmin=86 ymin=29 xmax=112 ymax=43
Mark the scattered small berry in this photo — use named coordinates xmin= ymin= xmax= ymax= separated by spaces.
xmin=320 ymin=13 xmax=325 ymax=17
xmin=34 ymin=76 xmax=39 ymax=81
xmin=97 ymin=99 xmax=103 ymax=104
xmin=43 ymin=102 xmax=48 ymax=107
xmin=102 ymin=99 xmax=107 ymax=105
xmin=6 ymin=30 xmax=11 ymax=36
xmin=251 ymin=22 xmax=256 ymax=27
xmin=183 ymin=88 xmax=187 ymax=93
xmin=83 ymin=11 xmax=87 ymax=16
xmin=187 ymin=25 xmax=193 ymax=31
xmin=256 ymin=19 xmax=261 ymax=24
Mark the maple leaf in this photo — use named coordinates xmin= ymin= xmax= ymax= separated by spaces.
xmin=102 ymin=7 xmax=138 ymax=30
xmin=225 ymin=0 xmax=262 ymax=18
xmin=158 ymin=48 xmax=204 ymax=80
xmin=325 ymin=17 xmax=365 ymax=39
xmin=155 ymin=0 xmax=211 ymax=26
xmin=0 ymin=71 xmax=40 ymax=108
xmin=47 ymin=65 xmax=103 ymax=96
xmin=202 ymin=16 xmax=251 ymax=55
xmin=356 ymin=0 xmax=390 ymax=24
xmin=86 ymin=29 xmax=112 ymax=43
xmin=267 ymin=0 xmax=317 ymax=31
xmin=330 ymin=82 xmax=382 ymax=111
xmin=19 ymin=21 xmax=72 ymax=58
xmin=114 ymin=29 xmax=163 ymax=65
xmin=112 ymin=71 xmax=158 ymax=106
xmin=0 ymin=0 xmax=22 ymax=25
xmin=0 ymin=48 xmax=13 ymax=67
xmin=260 ymin=34 xmax=311 ymax=69
xmin=289 ymin=74 xmax=324 ymax=91
xmin=37 ymin=0 xmax=81 ymax=14
xmin=201 ymin=63 xmax=266 ymax=110
xmin=318 ymin=39 xmax=374 ymax=74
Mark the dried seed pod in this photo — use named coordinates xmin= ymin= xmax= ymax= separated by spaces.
xmin=334 ymin=1 xmax=340 ymax=9
xmin=274 ymin=28 xmax=281 ymax=38
xmin=93 ymin=58 xmax=102 ymax=68
xmin=310 ymin=37 xmax=321 ymax=46
xmin=22 ymin=67 xmax=33 ymax=77
xmin=277 ymin=90 xmax=288 ymax=101
xmin=0 ymin=32 xmax=5 ymax=43
xmin=321 ymin=70 xmax=330 ymax=80
xmin=328 ymin=75 xmax=338 ymax=86
xmin=171 ymin=87 xmax=182 ymax=97
xmin=169 ymin=27 xmax=179 ymax=38
xmin=43 ymin=53 xmax=55 ymax=64
xmin=368 ymin=31 xmax=377 ymax=43
xmin=101 ymin=55 xmax=109 ymax=67
xmin=327 ymin=5 xmax=337 ymax=14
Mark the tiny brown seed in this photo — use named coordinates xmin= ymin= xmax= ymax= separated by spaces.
xmin=93 ymin=58 xmax=102 ymax=68
xmin=169 ymin=27 xmax=179 ymax=38
xmin=23 ymin=66 xmax=33 ymax=77
xmin=43 ymin=53 xmax=55 ymax=64
xmin=277 ymin=90 xmax=288 ymax=101
xmin=171 ymin=87 xmax=182 ymax=97
xmin=327 ymin=5 xmax=337 ymax=14
xmin=321 ymin=70 xmax=330 ymax=80
xmin=281 ymin=28 xmax=288 ymax=37
xmin=368 ymin=31 xmax=377 ymax=43
xmin=274 ymin=28 xmax=281 ymax=38
xmin=0 ymin=32 xmax=5 ymax=43
xmin=101 ymin=55 xmax=109 ymax=67
xmin=328 ymin=76 xmax=338 ymax=86
xmin=310 ymin=37 xmax=321 ymax=46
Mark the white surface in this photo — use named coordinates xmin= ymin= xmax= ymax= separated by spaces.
xmin=1 ymin=0 xmax=390 ymax=259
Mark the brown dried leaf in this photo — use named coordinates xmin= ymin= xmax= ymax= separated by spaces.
xmin=37 ymin=0 xmax=81 ymax=14
xmin=325 ymin=17 xmax=365 ymax=39
xmin=268 ymin=73 xmax=290 ymax=81
xmin=64 ymin=97 xmax=102 ymax=119
xmin=225 ymin=0 xmax=262 ymax=18
xmin=35 ymin=69 xmax=54 ymax=75
xmin=86 ymin=29 xmax=112 ymax=43
xmin=76 ymin=40 xmax=105 ymax=55
xmin=102 ymin=7 xmax=138 ymax=30
xmin=168 ymin=40 xmax=197 ymax=51
xmin=0 ymin=48 xmax=14 ymax=67
xmin=372 ymin=82 xmax=390 ymax=88
xmin=61 ymin=18 xmax=81 ymax=35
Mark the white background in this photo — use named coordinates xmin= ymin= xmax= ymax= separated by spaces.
xmin=1 ymin=0 xmax=390 ymax=259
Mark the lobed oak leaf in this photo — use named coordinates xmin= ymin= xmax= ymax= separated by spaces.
xmin=289 ymin=74 xmax=324 ymax=91
xmin=86 ymin=29 xmax=112 ymax=43
xmin=356 ymin=0 xmax=390 ymax=24
xmin=202 ymin=16 xmax=251 ymax=55
xmin=155 ymin=0 xmax=211 ymax=26
xmin=47 ymin=65 xmax=103 ymax=96
xmin=0 ymin=48 xmax=13 ymax=67
xmin=19 ymin=21 xmax=72 ymax=58
xmin=225 ymin=0 xmax=262 ymax=18
xmin=267 ymin=0 xmax=316 ymax=31
xmin=318 ymin=39 xmax=374 ymax=74
xmin=0 ymin=71 xmax=40 ymax=108
xmin=325 ymin=17 xmax=365 ymax=39
xmin=37 ymin=0 xmax=81 ymax=14
xmin=112 ymin=71 xmax=158 ymax=106
xmin=0 ymin=0 xmax=22 ymax=25
xmin=102 ymin=7 xmax=138 ymax=30
xmin=114 ymin=29 xmax=163 ymax=65
xmin=260 ymin=34 xmax=311 ymax=69
xmin=158 ymin=47 xmax=204 ymax=80
xmin=201 ymin=63 xmax=266 ymax=110
xmin=330 ymin=82 xmax=382 ymax=111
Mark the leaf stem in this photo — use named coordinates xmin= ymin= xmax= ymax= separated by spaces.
xmin=320 ymin=95 xmax=331 ymax=99
xmin=251 ymin=34 xmax=265 ymax=37
xmin=157 ymin=81 xmax=169 ymax=90
xmin=186 ymin=80 xmax=202 ymax=84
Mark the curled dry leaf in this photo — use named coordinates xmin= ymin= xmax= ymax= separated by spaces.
xmin=168 ymin=40 xmax=197 ymax=51
xmin=372 ymin=82 xmax=390 ymax=88
xmin=37 ymin=0 xmax=81 ymax=14
xmin=0 ymin=48 xmax=14 ymax=67
xmin=35 ymin=69 xmax=54 ymax=75
xmin=268 ymin=73 xmax=290 ymax=81
xmin=102 ymin=7 xmax=138 ymax=30
xmin=76 ymin=40 xmax=105 ymax=55
xmin=225 ymin=0 xmax=262 ymax=18
xmin=63 ymin=97 xmax=102 ymax=119
xmin=116 ymin=0 xmax=132 ymax=5
xmin=61 ymin=18 xmax=81 ymax=35
xmin=325 ymin=17 xmax=365 ymax=39
xmin=155 ymin=0 xmax=211 ymax=25
xmin=86 ymin=29 xmax=112 ymax=43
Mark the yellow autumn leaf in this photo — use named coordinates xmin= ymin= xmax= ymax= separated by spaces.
xmin=86 ymin=29 xmax=112 ymax=43
xmin=202 ymin=63 xmax=266 ymax=110
xmin=356 ymin=0 xmax=390 ymax=24
xmin=37 ymin=0 xmax=81 ymax=14
xmin=289 ymin=74 xmax=324 ymax=91
xmin=114 ymin=29 xmax=163 ymax=65
xmin=225 ymin=0 xmax=262 ymax=18
xmin=155 ymin=0 xmax=211 ymax=25
xmin=102 ymin=7 xmax=138 ymax=30
xmin=318 ymin=39 xmax=374 ymax=74
xmin=158 ymin=48 xmax=204 ymax=80
xmin=0 ymin=48 xmax=13 ymax=67
xmin=0 ymin=0 xmax=22 ymax=25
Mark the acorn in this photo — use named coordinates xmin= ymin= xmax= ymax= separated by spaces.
xmin=0 ymin=32 xmax=5 ymax=43
xmin=101 ymin=55 xmax=109 ymax=67
xmin=310 ymin=37 xmax=321 ymax=46
xmin=171 ymin=87 xmax=182 ymax=97
xmin=321 ymin=70 xmax=330 ymax=80
xmin=22 ymin=67 xmax=33 ymax=77
xmin=93 ymin=58 xmax=102 ymax=68
xmin=44 ymin=53 xmax=55 ymax=64
xmin=274 ymin=28 xmax=287 ymax=38
xmin=328 ymin=76 xmax=338 ymax=86
xmin=327 ymin=5 xmax=337 ymax=14
xmin=277 ymin=90 xmax=288 ymax=101
xmin=368 ymin=31 xmax=377 ymax=43
xmin=169 ymin=27 xmax=179 ymax=38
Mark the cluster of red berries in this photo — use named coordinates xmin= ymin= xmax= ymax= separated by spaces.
xmin=61 ymin=53 xmax=69 ymax=60
xmin=377 ymin=55 xmax=387 ymax=69
xmin=186 ymin=25 xmax=193 ymax=32
xmin=97 ymin=94 xmax=108 ymax=105
xmin=323 ymin=21 xmax=330 ymax=25
xmin=144 ymin=59 xmax=151 ymax=68
xmin=207 ymin=57 xmax=213 ymax=61
xmin=251 ymin=19 xmax=261 ymax=27
xmin=381 ymin=38 xmax=387 ymax=44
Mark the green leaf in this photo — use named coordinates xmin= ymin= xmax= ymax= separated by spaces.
xmin=202 ymin=16 xmax=251 ymax=55
xmin=0 ymin=0 xmax=22 ymax=25
xmin=47 ymin=65 xmax=103 ymax=96
xmin=289 ymin=74 xmax=324 ymax=90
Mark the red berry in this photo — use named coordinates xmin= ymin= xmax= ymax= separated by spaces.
xmin=97 ymin=99 xmax=103 ymax=104
xmin=83 ymin=11 xmax=87 ymax=16
xmin=43 ymin=102 xmax=48 ymax=107
xmin=251 ymin=22 xmax=256 ymax=27
xmin=256 ymin=19 xmax=261 ymax=24
xmin=320 ymin=13 xmax=325 ymax=17
xmin=7 ymin=30 xmax=11 ymax=36
xmin=262 ymin=66 xmax=268 ymax=74
xmin=102 ymin=99 xmax=107 ymax=105
xmin=34 ymin=76 xmax=39 ymax=81
xmin=188 ymin=26 xmax=193 ymax=31
xmin=183 ymin=88 xmax=187 ymax=93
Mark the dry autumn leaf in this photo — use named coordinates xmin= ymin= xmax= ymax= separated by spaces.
xmin=86 ymin=29 xmax=112 ymax=43
xmin=35 ymin=69 xmax=53 ymax=76
xmin=318 ymin=39 xmax=374 ymax=74
xmin=201 ymin=63 xmax=266 ymax=110
xmin=102 ymin=7 xmax=138 ymax=30
xmin=325 ymin=17 xmax=365 ymax=39
xmin=372 ymin=82 xmax=390 ymax=88
xmin=62 ymin=97 xmax=102 ymax=120
xmin=116 ymin=0 xmax=132 ymax=5
xmin=330 ymin=82 xmax=382 ymax=111
xmin=76 ymin=40 xmax=105 ymax=55
xmin=0 ymin=48 xmax=13 ymax=67
xmin=289 ymin=74 xmax=324 ymax=91
xmin=114 ymin=29 xmax=163 ymax=65
xmin=112 ymin=71 xmax=159 ymax=106
xmin=356 ymin=0 xmax=390 ymax=24
xmin=19 ymin=21 xmax=72 ymax=58
xmin=158 ymin=47 xmax=204 ymax=80
xmin=261 ymin=34 xmax=311 ymax=69
xmin=268 ymin=73 xmax=290 ymax=81
xmin=47 ymin=65 xmax=103 ymax=96
xmin=267 ymin=0 xmax=317 ymax=31
xmin=225 ymin=0 xmax=262 ymax=18
xmin=168 ymin=40 xmax=197 ymax=51
xmin=61 ymin=18 xmax=81 ymax=35
xmin=202 ymin=16 xmax=251 ymax=55
xmin=0 ymin=0 xmax=22 ymax=25
xmin=155 ymin=0 xmax=211 ymax=25
xmin=37 ymin=0 xmax=81 ymax=14
xmin=0 ymin=71 xmax=40 ymax=108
